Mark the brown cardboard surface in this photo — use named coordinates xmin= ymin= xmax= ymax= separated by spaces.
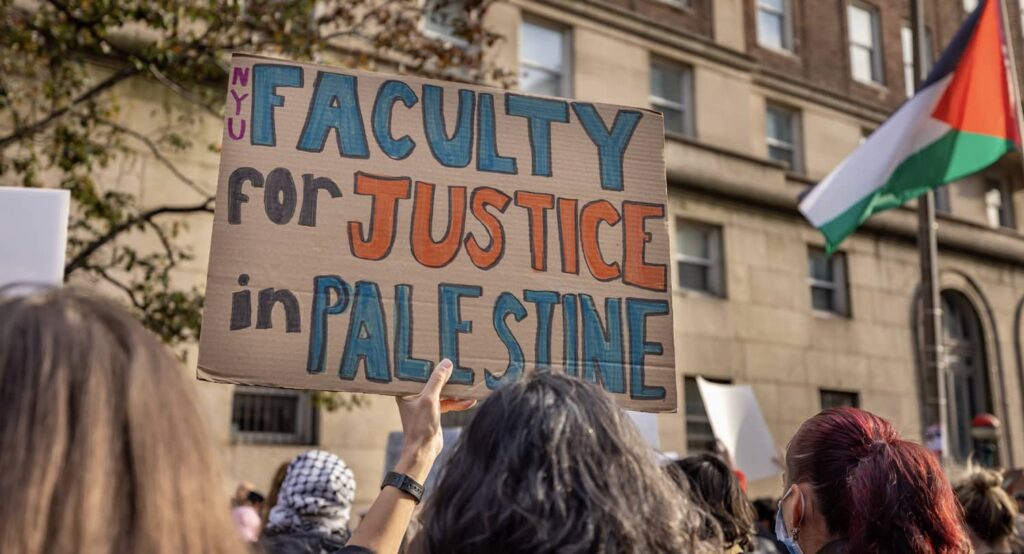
xmin=198 ymin=53 xmax=676 ymax=411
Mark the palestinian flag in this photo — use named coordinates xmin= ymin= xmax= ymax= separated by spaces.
xmin=799 ymin=0 xmax=1021 ymax=251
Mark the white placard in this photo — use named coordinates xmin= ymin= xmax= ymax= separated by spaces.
xmin=0 ymin=187 xmax=70 ymax=289
xmin=696 ymin=377 xmax=782 ymax=482
xmin=626 ymin=410 xmax=660 ymax=450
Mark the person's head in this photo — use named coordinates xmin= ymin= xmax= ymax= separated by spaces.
xmin=266 ymin=450 xmax=356 ymax=543
xmin=779 ymin=407 xmax=968 ymax=554
xmin=954 ymin=468 xmax=1018 ymax=548
xmin=0 ymin=289 xmax=244 ymax=553
xmin=417 ymin=371 xmax=708 ymax=553
xmin=752 ymin=498 xmax=777 ymax=533
xmin=668 ymin=454 xmax=755 ymax=550
xmin=247 ymin=490 xmax=266 ymax=512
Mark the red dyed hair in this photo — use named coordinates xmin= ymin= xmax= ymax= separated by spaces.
xmin=786 ymin=408 xmax=969 ymax=553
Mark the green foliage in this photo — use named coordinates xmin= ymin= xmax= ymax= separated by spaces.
xmin=0 ymin=0 xmax=508 ymax=407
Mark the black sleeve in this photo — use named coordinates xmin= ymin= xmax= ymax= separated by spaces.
xmin=339 ymin=547 xmax=375 ymax=554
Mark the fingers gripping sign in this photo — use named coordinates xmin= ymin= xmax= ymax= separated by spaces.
xmin=394 ymin=359 xmax=476 ymax=482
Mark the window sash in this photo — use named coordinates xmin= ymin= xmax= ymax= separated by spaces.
xmin=849 ymin=5 xmax=883 ymax=84
xmin=674 ymin=219 xmax=723 ymax=295
xmin=757 ymin=0 xmax=791 ymax=50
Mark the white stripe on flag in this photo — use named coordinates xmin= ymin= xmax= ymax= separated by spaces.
xmin=799 ymin=75 xmax=953 ymax=228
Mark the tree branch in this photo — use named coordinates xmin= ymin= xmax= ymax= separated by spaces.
xmin=0 ymin=66 xmax=139 ymax=149
xmin=65 ymin=197 xmax=215 ymax=277
xmin=99 ymin=118 xmax=214 ymax=197
xmin=149 ymin=66 xmax=222 ymax=119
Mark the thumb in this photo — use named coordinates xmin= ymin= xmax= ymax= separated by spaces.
xmin=422 ymin=358 xmax=454 ymax=400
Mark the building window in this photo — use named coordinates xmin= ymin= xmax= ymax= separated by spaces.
xmin=765 ymin=103 xmax=803 ymax=173
xmin=757 ymin=0 xmax=792 ymax=51
xmin=808 ymin=247 xmax=850 ymax=316
xmin=820 ymin=389 xmax=861 ymax=410
xmin=901 ymin=24 xmax=934 ymax=97
xmin=650 ymin=60 xmax=694 ymax=137
xmin=422 ymin=0 xmax=467 ymax=44
xmin=658 ymin=0 xmax=691 ymax=7
xmin=985 ymin=177 xmax=1015 ymax=229
xmin=685 ymin=376 xmax=730 ymax=454
xmin=231 ymin=387 xmax=318 ymax=445
xmin=940 ymin=290 xmax=994 ymax=464
xmin=848 ymin=3 xmax=884 ymax=85
xmin=674 ymin=218 xmax=724 ymax=296
xmin=935 ymin=185 xmax=952 ymax=214
xmin=519 ymin=18 xmax=571 ymax=97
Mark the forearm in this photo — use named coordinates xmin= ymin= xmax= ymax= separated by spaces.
xmin=345 ymin=450 xmax=434 ymax=553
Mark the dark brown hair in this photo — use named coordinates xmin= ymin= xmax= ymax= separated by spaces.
xmin=0 ymin=290 xmax=245 ymax=553
xmin=786 ymin=407 xmax=969 ymax=553
xmin=416 ymin=371 xmax=710 ymax=554
xmin=954 ymin=468 xmax=1017 ymax=544
xmin=668 ymin=454 xmax=755 ymax=550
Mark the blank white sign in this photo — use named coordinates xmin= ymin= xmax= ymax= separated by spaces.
xmin=696 ymin=377 xmax=782 ymax=482
xmin=0 ymin=187 xmax=70 ymax=289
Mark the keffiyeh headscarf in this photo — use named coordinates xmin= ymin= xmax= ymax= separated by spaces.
xmin=266 ymin=450 xmax=356 ymax=542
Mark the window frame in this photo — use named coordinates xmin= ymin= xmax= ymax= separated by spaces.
xmin=421 ymin=0 xmax=470 ymax=47
xmin=684 ymin=376 xmax=731 ymax=455
xmin=756 ymin=0 xmax=794 ymax=52
xmin=848 ymin=3 xmax=885 ymax=85
xmin=673 ymin=218 xmax=725 ymax=297
xmin=649 ymin=58 xmax=695 ymax=137
xmin=808 ymin=246 xmax=851 ymax=317
xmin=230 ymin=386 xmax=319 ymax=445
xmin=984 ymin=176 xmax=1016 ymax=229
xmin=765 ymin=102 xmax=804 ymax=175
xmin=518 ymin=16 xmax=573 ymax=98
xmin=900 ymin=23 xmax=934 ymax=97
xmin=820 ymin=388 xmax=861 ymax=410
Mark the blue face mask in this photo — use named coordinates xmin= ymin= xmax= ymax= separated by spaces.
xmin=775 ymin=487 xmax=804 ymax=554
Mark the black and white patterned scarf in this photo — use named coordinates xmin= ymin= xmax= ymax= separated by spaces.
xmin=266 ymin=450 xmax=356 ymax=543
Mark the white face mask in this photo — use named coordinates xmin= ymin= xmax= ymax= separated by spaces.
xmin=775 ymin=486 xmax=804 ymax=554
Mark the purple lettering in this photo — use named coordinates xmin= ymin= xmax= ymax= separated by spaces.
xmin=231 ymin=67 xmax=251 ymax=87
xmin=228 ymin=118 xmax=246 ymax=140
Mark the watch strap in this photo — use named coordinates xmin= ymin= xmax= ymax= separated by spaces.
xmin=381 ymin=471 xmax=424 ymax=504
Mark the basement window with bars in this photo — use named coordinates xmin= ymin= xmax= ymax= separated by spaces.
xmin=231 ymin=386 xmax=318 ymax=445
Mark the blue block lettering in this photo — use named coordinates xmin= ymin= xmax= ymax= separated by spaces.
xmin=523 ymin=290 xmax=560 ymax=368
xmin=297 ymin=71 xmax=369 ymax=158
xmin=422 ymin=85 xmax=474 ymax=168
xmin=572 ymin=103 xmax=642 ymax=191
xmin=394 ymin=284 xmax=432 ymax=382
xmin=438 ymin=283 xmax=483 ymax=384
xmin=505 ymin=94 xmax=569 ymax=177
xmin=626 ymin=298 xmax=669 ymax=400
xmin=339 ymin=281 xmax=391 ymax=383
xmin=579 ymin=294 xmax=625 ymax=394
xmin=372 ymin=80 xmax=418 ymax=160
xmin=485 ymin=292 xmax=528 ymax=390
xmin=306 ymin=275 xmax=351 ymax=374
xmin=476 ymin=93 xmax=516 ymax=174
xmin=251 ymin=64 xmax=303 ymax=147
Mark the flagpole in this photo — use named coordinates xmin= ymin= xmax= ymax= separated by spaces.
xmin=911 ymin=0 xmax=949 ymax=463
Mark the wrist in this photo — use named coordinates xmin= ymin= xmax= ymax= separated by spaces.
xmin=395 ymin=447 xmax=436 ymax=483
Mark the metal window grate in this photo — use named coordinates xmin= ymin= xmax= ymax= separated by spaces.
xmin=231 ymin=387 xmax=318 ymax=445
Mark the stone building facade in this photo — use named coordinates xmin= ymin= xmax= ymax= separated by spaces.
xmin=74 ymin=0 xmax=1024 ymax=506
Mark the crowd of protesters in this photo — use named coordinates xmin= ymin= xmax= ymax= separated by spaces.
xmin=2 ymin=289 xmax=1024 ymax=553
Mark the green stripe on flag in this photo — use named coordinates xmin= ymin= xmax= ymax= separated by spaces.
xmin=819 ymin=130 xmax=1015 ymax=252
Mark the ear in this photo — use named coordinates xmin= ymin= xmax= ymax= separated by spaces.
xmin=793 ymin=482 xmax=813 ymax=527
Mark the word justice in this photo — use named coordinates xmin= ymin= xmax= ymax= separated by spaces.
xmin=227 ymin=168 xmax=668 ymax=293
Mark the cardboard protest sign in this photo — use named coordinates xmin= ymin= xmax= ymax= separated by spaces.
xmin=696 ymin=377 xmax=782 ymax=481
xmin=198 ymin=53 xmax=676 ymax=411
xmin=0 ymin=187 xmax=70 ymax=289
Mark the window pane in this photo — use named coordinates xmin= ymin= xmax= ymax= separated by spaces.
xmin=758 ymin=11 xmax=785 ymax=50
xmin=424 ymin=0 xmax=464 ymax=38
xmin=760 ymin=0 xmax=785 ymax=10
xmin=659 ymin=105 xmax=685 ymax=134
xmin=519 ymin=67 xmax=563 ymax=96
xmin=679 ymin=261 xmax=709 ymax=291
xmin=848 ymin=6 xmax=874 ymax=46
xmin=521 ymin=22 xmax=564 ymax=70
xmin=766 ymin=108 xmax=792 ymax=143
xmin=651 ymin=63 xmax=682 ymax=101
xmin=808 ymin=249 xmax=833 ymax=281
xmin=851 ymin=46 xmax=873 ymax=82
xmin=811 ymin=286 xmax=835 ymax=311
xmin=677 ymin=225 xmax=710 ymax=258
xmin=768 ymin=145 xmax=794 ymax=167
xmin=821 ymin=389 xmax=860 ymax=409
xmin=935 ymin=186 xmax=951 ymax=214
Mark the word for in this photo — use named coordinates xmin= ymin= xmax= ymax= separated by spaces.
xmin=227 ymin=167 xmax=667 ymax=292
xmin=228 ymin=274 xmax=669 ymax=400
xmin=229 ymin=64 xmax=644 ymax=191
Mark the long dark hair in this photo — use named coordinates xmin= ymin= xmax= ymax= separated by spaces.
xmin=668 ymin=454 xmax=755 ymax=550
xmin=416 ymin=371 xmax=708 ymax=553
xmin=786 ymin=407 xmax=968 ymax=553
xmin=0 ymin=290 xmax=245 ymax=553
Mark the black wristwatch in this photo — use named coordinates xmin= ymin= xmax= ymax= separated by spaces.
xmin=381 ymin=471 xmax=424 ymax=504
